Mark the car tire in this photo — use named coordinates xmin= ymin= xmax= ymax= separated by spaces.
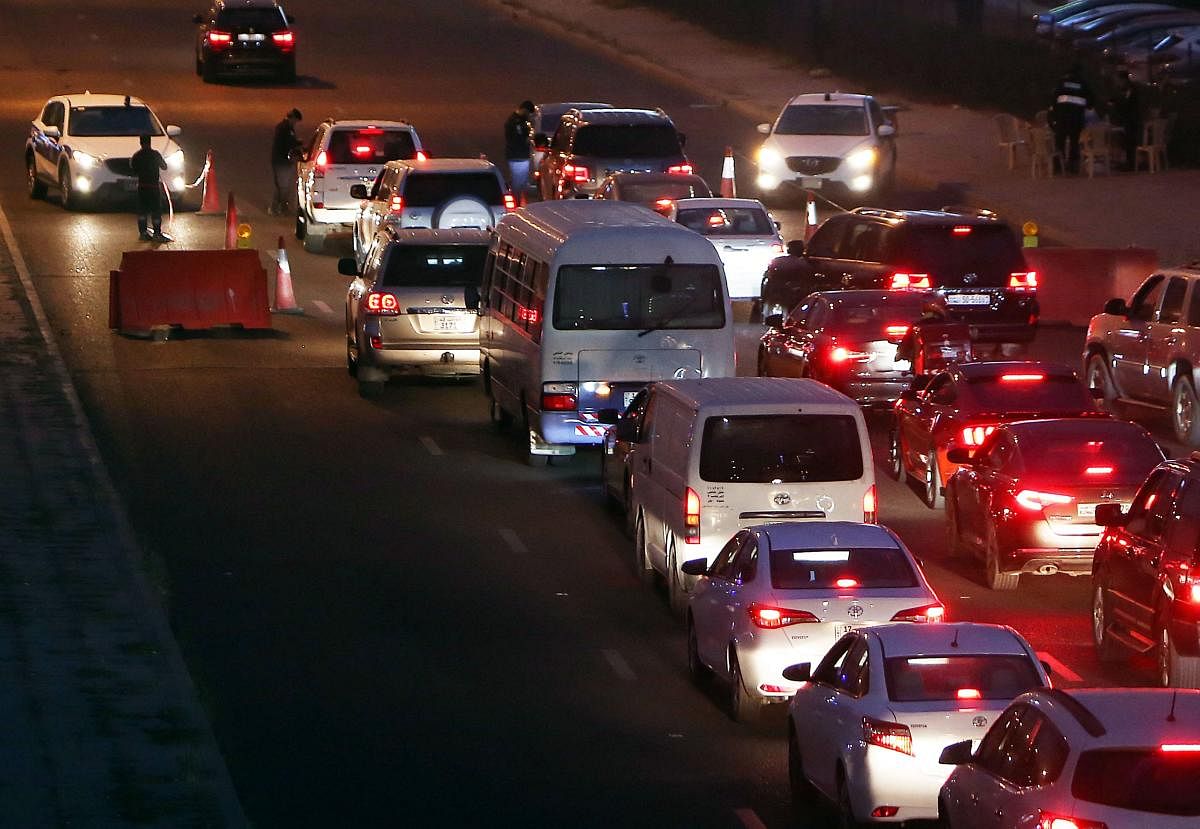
xmin=1085 ymin=352 xmax=1119 ymax=414
xmin=787 ymin=728 xmax=817 ymax=817
xmin=634 ymin=512 xmax=656 ymax=586
xmin=837 ymin=773 xmax=864 ymax=829
xmin=985 ymin=531 xmax=1019 ymax=591
xmin=1092 ymin=581 xmax=1122 ymax=663
xmin=667 ymin=539 xmax=688 ymax=617
xmin=1171 ymin=375 xmax=1200 ymax=447
xmin=686 ymin=616 xmax=711 ymax=685
xmin=924 ymin=457 xmax=943 ymax=509
xmin=945 ymin=487 xmax=963 ymax=557
xmin=888 ymin=427 xmax=906 ymax=483
xmin=346 ymin=337 xmax=358 ymax=377
xmin=728 ymin=653 xmax=761 ymax=726
xmin=1159 ymin=617 xmax=1200 ymax=688
xmin=58 ymin=166 xmax=79 ymax=211
xmin=295 ymin=212 xmax=307 ymax=241
xmin=27 ymin=157 xmax=46 ymax=200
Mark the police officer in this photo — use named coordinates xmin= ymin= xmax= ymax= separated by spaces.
xmin=1051 ymin=64 xmax=1092 ymax=175
xmin=503 ymin=100 xmax=535 ymax=200
xmin=270 ymin=108 xmax=303 ymax=215
xmin=130 ymin=135 xmax=168 ymax=242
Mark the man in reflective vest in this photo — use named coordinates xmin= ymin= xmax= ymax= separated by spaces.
xmin=1051 ymin=64 xmax=1092 ymax=175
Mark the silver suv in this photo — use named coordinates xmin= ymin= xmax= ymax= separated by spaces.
xmin=1085 ymin=264 xmax=1200 ymax=445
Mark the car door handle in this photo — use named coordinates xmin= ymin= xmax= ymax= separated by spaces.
xmin=969 ymin=793 xmax=979 ymax=804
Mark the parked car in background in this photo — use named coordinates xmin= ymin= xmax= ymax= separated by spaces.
xmin=194 ymin=0 xmax=297 ymax=83
xmin=592 ymin=171 xmax=712 ymax=215
xmin=667 ymin=198 xmax=783 ymax=299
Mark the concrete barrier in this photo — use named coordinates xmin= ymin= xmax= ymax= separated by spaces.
xmin=1024 ymin=247 xmax=1158 ymax=327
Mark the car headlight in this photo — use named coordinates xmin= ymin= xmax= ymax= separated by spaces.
xmin=73 ymin=151 xmax=98 ymax=170
xmin=757 ymin=146 xmax=784 ymax=170
xmin=845 ymin=147 xmax=878 ymax=171
xmin=165 ymin=149 xmax=185 ymax=171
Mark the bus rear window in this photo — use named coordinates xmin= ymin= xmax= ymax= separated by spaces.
xmin=553 ymin=264 xmax=724 ymax=331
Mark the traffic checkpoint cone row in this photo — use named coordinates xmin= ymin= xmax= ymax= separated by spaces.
xmin=198 ymin=149 xmax=221 ymax=214
xmin=224 ymin=192 xmax=238 ymax=250
xmin=719 ymin=145 xmax=736 ymax=198
xmin=272 ymin=236 xmax=303 ymax=315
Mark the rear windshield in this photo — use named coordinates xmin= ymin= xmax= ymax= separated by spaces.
xmin=327 ymin=129 xmax=417 ymax=166
xmin=572 ymin=124 xmax=682 ymax=157
xmin=892 ymin=225 xmax=1024 ymax=286
xmin=770 ymin=546 xmax=916 ymax=590
xmin=1016 ymin=428 xmax=1163 ymax=486
xmin=967 ymin=374 xmax=1094 ymax=413
xmin=699 ymin=414 xmax=864 ymax=483
xmin=676 ymin=207 xmax=774 ymax=236
xmin=69 ymin=106 xmax=161 ymax=137
xmin=622 ymin=180 xmax=710 ymax=202
xmin=1072 ymin=749 xmax=1200 ymax=816
xmin=403 ymin=172 xmax=503 ymax=207
xmin=830 ymin=297 xmax=930 ymax=336
xmin=775 ymin=105 xmax=867 ymax=136
xmin=553 ymin=264 xmax=724 ymax=331
xmin=216 ymin=9 xmax=286 ymax=29
xmin=380 ymin=245 xmax=487 ymax=289
xmin=884 ymin=655 xmax=1043 ymax=702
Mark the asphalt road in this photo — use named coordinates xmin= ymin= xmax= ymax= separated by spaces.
xmin=0 ymin=1 xmax=1176 ymax=826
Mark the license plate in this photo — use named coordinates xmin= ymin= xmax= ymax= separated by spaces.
xmin=623 ymin=391 xmax=638 ymax=409
xmin=1078 ymin=502 xmax=1131 ymax=519
xmin=237 ymin=33 xmax=266 ymax=42
xmin=800 ymin=177 xmax=823 ymax=190
xmin=833 ymin=623 xmax=855 ymax=638
xmin=947 ymin=293 xmax=991 ymax=306
xmin=433 ymin=315 xmax=471 ymax=332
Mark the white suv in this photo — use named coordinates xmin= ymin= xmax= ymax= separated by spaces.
xmin=25 ymin=92 xmax=186 ymax=210
xmin=755 ymin=92 xmax=896 ymax=202
xmin=294 ymin=119 xmax=423 ymax=253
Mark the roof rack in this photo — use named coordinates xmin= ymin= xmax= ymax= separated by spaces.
xmin=1046 ymin=689 xmax=1106 ymax=738
xmin=851 ymin=207 xmax=903 ymax=219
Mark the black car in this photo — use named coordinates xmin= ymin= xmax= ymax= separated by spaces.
xmin=194 ymin=0 xmax=296 ymax=83
xmin=760 ymin=208 xmax=1038 ymax=347
xmin=1093 ymin=453 xmax=1200 ymax=688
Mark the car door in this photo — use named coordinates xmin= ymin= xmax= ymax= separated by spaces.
xmin=32 ymin=101 xmax=65 ymax=179
xmin=965 ymin=704 xmax=1043 ymax=829
xmin=1112 ymin=274 xmax=1165 ymax=399
xmin=722 ymin=534 xmax=761 ymax=675
xmin=803 ymin=215 xmax=852 ymax=287
xmin=800 ymin=635 xmax=860 ymax=798
xmin=836 ymin=218 xmax=889 ymax=289
xmin=952 ymin=430 xmax=1013 ymax=552
xmin=361 ymin=167 xmax=396 ymax=248
xmin=692 ymin=531 xmax=746 ymax=670
xmin=1145 ymin=275 xmax=1189 ymax=405
xmin=1106 ymin=468 xmax=1178 ymax=641
xmin=902 ymin=372 xmax=955 ymax=480
xmin=793 ymin=299 xmax=830 ymax=379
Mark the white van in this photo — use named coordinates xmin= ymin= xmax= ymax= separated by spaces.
xmin=478 ymin=200 xmax=736 ymax=465
xmin=618 ymin=377 xmax=876 ymax=612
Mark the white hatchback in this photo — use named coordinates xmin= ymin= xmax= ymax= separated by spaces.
xmin=682 ymin=521 xmax=943 ymax=723
xmin=668 ymin=197 xmax=783 ymax=299
xmin=785 ymin=622 xmax=1049 ymax=825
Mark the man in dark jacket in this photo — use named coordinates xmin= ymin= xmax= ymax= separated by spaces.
xmin=130 ymin=135 xmax=168 ymax=241
xmin=503 ymin=100 xmax=534 ymax=200
xmin=270 ymin=108 xmax=303 ymax=215
xmin=1051 ymin=64 xmax=1092 ymax=174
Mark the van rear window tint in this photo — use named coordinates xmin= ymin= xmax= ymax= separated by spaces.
xmin=699 ymin=414 xmax=863 ymax=483
xmin=327 ymin=129 xmax=416 ymax=165
xmin=403 ymin=172 xmax=503 ymax=207
xmin=1072 ymin=749 xmax=1200 ymax=815
xmin=553 ymin=264 xmax=724 ymax=330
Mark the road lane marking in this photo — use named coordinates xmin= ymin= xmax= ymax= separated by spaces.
xmin=310 ymin=299 xmax=333 ymax=317
xmin=602 ymin=649 xmax=636 ymax=681
xmin=498 ymin=528 xmax=527 ymax=554
xmin=1037 ymin=651 xmax=1083 ymax=683
xmin=419 ymin=435 xmax=443 ymax=456
xmin=734 ymin=808 xmax=768 ymax=829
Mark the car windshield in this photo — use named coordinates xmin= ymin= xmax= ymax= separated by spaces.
xmin=1072 ymin=749 xmax=1200 ymax=816
xmin=69 ymin=106 xmax=162 ymax=137
xmin=884 ymin=655 xmax=1042 ymax=702
xmin=572 ymin=124 xmax=682 ymax=157
xmin=553 ymin=264 xmax=724 ymax=331
xmin=769 ymin=546 xmax=916 ymax=590
xmin=216 ymin=9 xmax=287 ymax=30
xmin=774 ymin=105 xmax=868 ymax=136
xmin=676 ymin=207 xmax=774 ymax=236
xmin=403 ymin=172 xmax=503 ymax=207
xmin=699 ymin=414 xmax=863 ymax=483
xmin=891 ymin=225 xmax=1025 ymax=286
xmin=621 ymin=180 xmax=709 ymax=202
xmin=1015 ymin=426 xmax=1163 ymax=486
xmin=327 ymin=129 xmax=417 ymax=165
xmin=379 ymin=245 xmax=487 ymax=288
xmin=966 ymin=374 xmax=1094 ymax=412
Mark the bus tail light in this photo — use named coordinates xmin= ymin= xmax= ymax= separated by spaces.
xmin=684 ymin=486 xmax=701 ymax=544
xmin=541 ymin=382 xmax=577 ymax=411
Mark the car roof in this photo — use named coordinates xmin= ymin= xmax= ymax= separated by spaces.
xmin=868 ymin=622 xmax=1030 ymax=658
xmin=59 ymin=92 xmax=149 ymax=108
xmin=538 ymin=102 xmax=613 ymax=116
xmin=848 ymin=208 xmax=1005 ymax=228
xmin=387 ymin=158 xmax=498 ymax=173
xmin=810 ymin=289 xmax=940 ymax=307
xmin=380 ymin=228 xmax=492 ymax=245
xmin=656 ymin=376 xmax=858 ymax=409
xmin=1032 ymin=688 xmax=1200 ymax=745
xmin=672 ymin=198 xmax=768 ymax=211
xmin=784 ymin=92 xmax=872 ymax=107
xmin=325 ymin=120 xmax=413 ymax=130
xmin=607 ymin=172 xmax=705 ymax=185
xmin=955 ymin=360 xmax=1078 ymax=380
xmin=569 ymin=108 xmax=673 ymax=126
xmin=218 ymin=0 xmax=281 ymax=8
xmin=756 ymin=520 xmax=898 ymax=550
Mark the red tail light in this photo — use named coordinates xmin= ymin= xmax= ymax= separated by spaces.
xmin=667 ymin=163 xmax=694 ymax=175
xmin=516 ymin=305 xmax=539 ymax=324
xmin=388 ymin=195 xmax=404 ymax=213
xmin=835 ymin=578 xmax=859 ymax=589
xmin=956 ymin=688 xmax=982 ymax=700
xmin=563 ymin=163 xmax=590 ymax=183
xmin=862 ymin=717 xmax=913 ymax=755
xmin=541 ymin=382 xmax=577 ymax=412
xmin=1016 ymin=490 xmax=1073 ymax=511
xmin=503 ymin=192 xmax=517 ymax=211
xmin=271 ymin=30 xmax=295 ymax=51
xmin=891 ymin=603 xmax=945 ymax=623
xmin=314 ymin=150 xmax=328 ymax=178
xmin=885 ymin=324 xmax=909 ymax=341
xmin=999 ymin=372 xmax=1044 ymax=382
xmin=415 ymin=150 xmax=428 ymax=161
xmin=951 ymin=225 xmax=972 ymax=236
xmin=207 ymin=30 xmax=232 ymax=49
xmin=369 ymin=335 xmax=382 ymax=350
xmin=748 ymin=603 xmax=819 ymax=628
xmin=830 ymin=346 xmax=868 ymax=363
xmin=959 ymin=425 xmax=995 ymax=447
xmin=886 ymin=272 xmax=931 ymax=290
xmin=1037 ymin=812 xmax=1107 ymax=829
xmin=364 ymin=292 xmax=400 ymax=316
xmin=684 ymin=487 xmax=701 ymax=544
xmin=653 ymin=198 xmax=674 ymax=214
xmin=1161 ymin=743 xmax=1200 ymax=752
xmin=1187 ymin=577 xmax=1200 ymax=604
xmin=1009 ymin=271 xmax=1038 ymax=292
xmin=871 ymin=807 xmax=900 ymax=818
xmin=863 ymin=484 xmax=877 ymax=523
xmin=352 ymin=144 xmax=373 ymax=158
xmin=1084 ymin=466 xmax=1113 ymax=476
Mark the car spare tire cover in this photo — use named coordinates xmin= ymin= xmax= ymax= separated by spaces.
xmin=433 ymin=195 xmax=492 ymax=229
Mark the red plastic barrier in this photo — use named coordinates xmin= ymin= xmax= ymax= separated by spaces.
xmin=1024 ymin=247 xmax=1158 ymax=327
xmin=109 ymin=249 xmax=271 ymax=333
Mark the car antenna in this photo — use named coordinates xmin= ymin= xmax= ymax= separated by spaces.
xmin=950 ymin=627 xmax=960 ymax=648
xmin=124 ymin=95 xmax=130 ymax=107
xmin=1167 ymin=689 xmax=1178 ymax=723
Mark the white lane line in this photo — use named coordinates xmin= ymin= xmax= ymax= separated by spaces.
xmin=498 ymin=528 xmax=527 ymax=554
xmin=1037 ymin=651 xmax=1083 ymax=683
xmin=309 ymin=299 xmax=333 ymax=317
xmin=734 ymin=808 xmax=768 ymax=829
xmin=418 ymin=435 xmax=443 ymax=456
xmin=602 ymin=649 xmax=636 ymax=681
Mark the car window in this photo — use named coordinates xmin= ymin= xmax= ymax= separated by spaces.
xmin=700 ymin=414 xmax=865 ymax=484
xmin=812 ymin=635 xmax=856 ymax=686
xmin=1159 ymin=277 xmax=1188 ymax=325
xmin=215 ymin=8 xmax=287 ymax=29
xmin=884 ymin=654 xmax=1043 ymax=702
xmin=1013 ymin=424 xmax=1164 ymax=487
xmin=929 ymin=375 xmax=956 ymax=405
xmin=572 ymin=124 xmax=681 ymax=157
xmin=1007 ymin=710 xmax=1069 ymax=788
xmin=1072 ymin=748 xmax=1200 ymax=816
xmin=868 ymin=99 xmax=885 ymax=130
xmin=326 ymin=128 xmax=417 ymax=166
xmin=709 ymin=532 xmax=747 ymax=581
xmin=1165 ymin=477 xmax=1200 ymax=554
xmin=732 ymin=537 xmax=759 ymax=583
xmin=1127 ymin=470 xmax=1181 ymax=540
xmin=377 ymin=244 xmax=487 ymax=289
xmin=977 ymin=704 xmax=1047 ymax=786
xmin=770 ymin=545 xmax=917 ymax=589
xmin=805 ymin=216 xmax=848 ymax=259
xmin=68 ymin=106 xmax=162 ymax=137
xmin=774 ymin=105 xmax=868 ymax=136
xmin=401 ymin=172 xmax=504 ymax=207
xmin=786 ymin=299 xmax=814 ymax=329
xmin=1187 ymin=281 xmax=1200 ymax=327
xmin=675 ymin=207 xmax=773 ymax=236
xmin=834 ymin=637 xmax=870 ymax=696
xmin=1130 ymin=274 xmax=1166 ymax=322
xmin=965 ymin=374 xmax=1093 ymax=412
xmin=973 ymin=706 xmax=1024 ymax=775
xmin=841 ymin=221 xmax=885 ymax=262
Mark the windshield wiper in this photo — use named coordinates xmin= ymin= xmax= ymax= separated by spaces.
xmin=638 ymin=256 xmax=705 ymax=337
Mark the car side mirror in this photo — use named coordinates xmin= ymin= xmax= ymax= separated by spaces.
xmin=681 ymin=558 xmax=708 ymax=577
xmin=165 ymin=125 xmax=182 ymax=137
xmin=946 ymin=447 xmax=973 ymax=465
xmin=1094 ymin=502 xmax=1127 ymax=527
xmin=1104 ymin=297 xmax=1129 ymax=316
xmin=534 ymin=133 xmax=550 ymax=150
xmin=193 ymin=13 xmax=203 ymax=24
xmin=939 ymin=740 xmax=974 ymax=766
xmin=349 ymin=184 xmax=369 ymax=200
xmin=764 ymin=313 xmax=785 ymax=329
xmin=756 ymin=123 xmax=772 ymax=135
xmin=596 ymin=408 xmax=620 ymax=425
xmin=782 ymin=663 xmax=811 ymax=682
xmin=877 ymin=124 xmax=896 ymax=138
xmin=337 ymin=257 xmax=359 ymax=277
xmin=464 ymin=285 xmax=480 ymax=311
xmin=43 ymin=126 xmax=61 ymax=140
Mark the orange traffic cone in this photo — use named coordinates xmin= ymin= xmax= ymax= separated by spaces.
xmin=198 ymin=150 xmax=221 ymax=214
xmin=271 ymin=236 xmax=303 ymax=314
xmin=224 ymin=192 xmax=238 ymax=250
xmin=719 ymin=146 xmax=736 ymax=198
xmin=804 ymin=191 xmax=818 ymax=242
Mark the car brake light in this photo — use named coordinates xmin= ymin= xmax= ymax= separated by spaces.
xmin=956 ymin=688 xmax=982 ymax=699
xmin=563 ymin=163 xmax=590 ymax=183
xmin=1084 ymin=466 xmax=1113 ymax=476
xmin=1190 ymin=579 xmax=1200 ymax=604
xmin=541 ymin=382 xmax=577 ymax=412
xmin=871 ymin=807 xmax=900 ymax=818
xmin=684 ymin=487 xmax=701 ymax=544
xmin=887 ymin=272 xmax=932 ymax=290
xmin=207 ymin=30 xmax=232 ymax=48
xmin=835 ymin=578 xmax=859 ymax=589
xmin=364 ymin=291 xmax=400 ymax=316
xmin=830 ymin=346 xmax=867 ymax=363
xmin=352 ymin=144 xmax=373 ymax=157
xmin=999 ymin=373 xmax=1044 ymax=382
xmin=951 ymin=225 xmax=972 ymax=236
xmin=959 ymin=425 xmax=995 ymax=447
xmin=503 ymin=192 xmax=517 ymax=211
xmin=1037 ymin=812 xmax=1107 ymax=829
xmin=415 ymin=150 xmax=428 ymax=161
xmin=654 ymin=197 xmax=674 ymax=210
xmin=271 ymin=30 xmax=295 ymax=51
xmin=667 ymin=163 xmax=693 ymax=175
xmin=314 ymin=150 xmax=328 ymax=175
xmin=1009 ymin=271 xmax=1038 ymax=292
xmin=891 ymin=603 xmax=945 ymax=623
xmin=863 ymin=717 xmax=913 ymax=755
xmin=748 ymin=603 xmax=819 ymax=628
xmin=1161 ymin=743 xmax=1200 ymax=752
xmin=863 ymin=484 xmax=876 ymax=523
xmin=885 ymin=324 xmax=909 ymax=340
xmin=1016 ymin=490 xmax=1074 ymax=511
xmin=388 ymin=195 xmax=404 ymax=213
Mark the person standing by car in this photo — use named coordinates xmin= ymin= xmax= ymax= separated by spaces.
xmin=503 ymin=100 xmax=534 ymax=201
xmin=1050 ymin=64 xmax=1092 ymax=175
xmin=130 ymin=135 xmax=168 ymax=241
xmin=270 ymin=108 xmax=303 ymax=215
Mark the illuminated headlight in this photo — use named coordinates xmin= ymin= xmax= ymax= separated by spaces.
xmin=849 ymin=174 xmax=874 ymax=192
xmin=74 ymin=176 xmax=92 ymax=193
xmin=165 ymin=149 xmax=185 ymax=171
xmin=845 ymin=147 xmax=878 ymax=171
xmin=757 ymin=146 xmax=784 ymax=170
xmin=171 ymin=175 xmax=186 ymax=192
xmin=73 ymin=151 xmax=98 ymax=170
xmin=756 ymin=173 xmax=780 ymax=191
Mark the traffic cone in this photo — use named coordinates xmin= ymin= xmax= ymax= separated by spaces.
xmin=719 ymin=146 xmax=736 ymax=198
xmin=271 ymin=236 xmax=303 ymax=314
xmin=198 ymin=150 xmax=221 ymax=214
xmin=224 ymin=192 xmax=238 ymax=250
xmin=804 ymin=191 xmax=818 ymax=242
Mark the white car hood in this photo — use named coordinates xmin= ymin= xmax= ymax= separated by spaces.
xmin=64 ymin=135 xmax=180 ymax=160
xmin=764 ymin=133 xmax=872 ymax=158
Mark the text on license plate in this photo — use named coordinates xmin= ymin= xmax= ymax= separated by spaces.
xmin=1077 ymin=502 xmax=1132 ymax=519
xmin=800 ymin=177 xmax=823 ymax=189
xmin=433 ymin=315 xmax=471 ymax=332
xmin=833 ymin=623 xmax=855 ymax=638
xmin=947 ymin=293 xmax=991 ymax=306
xmin=623 ymin=391 xmax=638 ymax=409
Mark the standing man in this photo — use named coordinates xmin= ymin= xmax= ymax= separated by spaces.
xmin=1110 ymin=71 xmax=1141 ymax=172
xmin=270 ymin=107 xmax=303 ymax=216
xmin=130 ymin=135 xmax=168 ymax=242
xmin=1050 ymin=64 xmax=1092 ymax=175
xmin=504 ymin=100 xmax=535 ymax=202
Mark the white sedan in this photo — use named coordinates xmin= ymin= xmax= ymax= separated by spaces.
xmin=785 ymin=622 xmax=1050 ymax=825
xmin=668 ymin=197 xmax=783 ymax=300
xmin=682 ymin=521 xmax=944 ymax=724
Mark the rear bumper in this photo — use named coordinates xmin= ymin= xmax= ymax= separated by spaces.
xmin=308 ymin=206 xmax=358 ymax=228
xmin=207 ymin=50 xmax=293 ymax=76
xmin=842 ymin=377 xmax=912 ymax=407
xmin=846 ymin=748 xmax=949 ymax=822
xmin=362 ymin=342 xmax=480 ymax=376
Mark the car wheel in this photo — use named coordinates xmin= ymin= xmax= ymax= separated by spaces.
xmin=686 ymin=616 xmax=711 ymax=685
xmin=346 ymin=336 xmax=358 ymax=377
xmin=633 ymin=512 xmax=656 ymax=586
xmin=27 ymin=156 xmax=46 ymax=199
xmin=1171 ymin=375 xmax=1200 ymax=447
xmin=1092 ymin=582 xmax=1122 ymax=663
xmin=985 ymin=531 xmax=1019 ymax=591
xmin=888 ymin=427 xmax=906 ymax=483
xmin=837 ymin=773 xmax=863 ymax=829
xmin=295 ymin=212 xmax=307 ymax=241
xmin=728 ymin=653 xmax=762 ymax=726
xmin=924 ymin=456 xmax=943 ymax=509
xmin=945 ymin=487 xmax=963 ymax=557
xmin=58 ymin=166 xmax=78 ymax=211
xmin=787 ymin=728 xmax=817 ymax=817
xmin=1084 ymin=352 xmax=1118 ymax=412
xmin=1159 ymin=618 xmax=1200 ymax=688
xmin=667 ymin=539 xmax=688 ymax=616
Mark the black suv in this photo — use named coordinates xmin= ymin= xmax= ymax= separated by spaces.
xmin=759 ymin=208 xmax=1038 ymax=346
xmin=1092 ymin=454 xmax=1200 ymax=687
xmin=536 ymin=108 xmax=690 ymax=200
xmin=194 ymin=0 xmax=296 ymax=83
